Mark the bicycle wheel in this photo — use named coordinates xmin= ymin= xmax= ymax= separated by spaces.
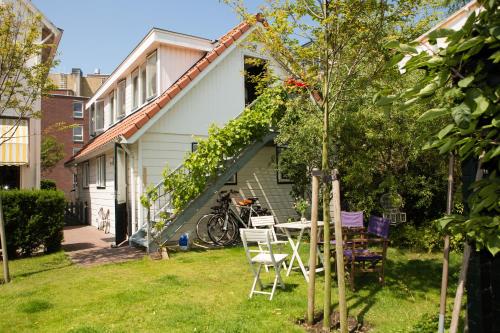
xmin=207 ymin=214 xmax=238 ymax=246
xmin=196 ymin=213 xmax=216 ymax=245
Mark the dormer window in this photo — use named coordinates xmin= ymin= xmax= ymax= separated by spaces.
xmin=140 ymin=66 xmax=147 ymax=105
xmin=132 ymin=69 xmax=139 ymax=110
xmin=109 ymin=92 xmax=115 ymax=123
xmin=117 ymin=80 xmax=126 ymax=119
xmin=146 ymin=51 xmax=157 ymax=100
xmin=95 ymin=100 xmax=104 ymax=132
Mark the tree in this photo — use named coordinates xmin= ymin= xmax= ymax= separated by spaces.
xmin=41 ymin=135 xmax=64 ymax=172
xmin=378 ymin=1 xmax=499 ymax=331
xmin=0 ymin=2 xmax=56 ymax=146
xmin=226 ymin=0 xmax=441 ymax=330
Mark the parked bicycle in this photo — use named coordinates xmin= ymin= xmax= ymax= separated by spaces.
xmin=195 ymin=190 xmax=268 ymax=246
xmin=206 ymin=190 xmax=269 ymax=246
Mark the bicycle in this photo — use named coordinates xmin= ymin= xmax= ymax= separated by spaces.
xmin=207 ymin=190 xmax=270 ymax=246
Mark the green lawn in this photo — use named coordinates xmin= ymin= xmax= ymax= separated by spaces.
xmin=0 ymin=247 xmax=460 ymax=332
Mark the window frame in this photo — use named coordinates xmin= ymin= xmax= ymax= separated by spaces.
xmin=96 ymin=155 xmax=106 ymax=189
xmin=140 ymin=65 xmax=147 ymax=105
xmin=116 ymin=80 xmax=126 ymax=119
xmin=73 ymin=101 xmax=84 ymax=118
xmin=73 ymin=125 xmax=83 ymax=142
xmin=89 ymin=103 xmax=95 ymax=137
xmin=82 ymin=161 xmax=89 ymax=189
xmin=146 ymin=50 xmax=158 ymax=100
xmin=109 ymin=92 xmax=115 ymax=123
xmin=131 ymin=68 xmax=139 ymax=110
xmin=95 ymin=100 xmax=104 ymax=133
xmin=73 ymin=147 xmax=81 ymax=156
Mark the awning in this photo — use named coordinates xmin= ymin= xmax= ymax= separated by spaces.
xmin=0 ymin=118 xmax=29 ymax=166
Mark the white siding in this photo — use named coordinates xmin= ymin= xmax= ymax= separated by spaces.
xmin=159 ymin=45 xmax=205 ymax=92
xmin=78 ymin=149 xmax=116 ymax=234
xmin=149 ymin=48 xmax=245 ymax=136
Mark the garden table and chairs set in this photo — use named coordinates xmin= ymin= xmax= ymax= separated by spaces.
xmin=240 ymin=211 xmax=391 ymax=300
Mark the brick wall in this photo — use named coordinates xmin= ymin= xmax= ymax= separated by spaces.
xmin=41 ymin=95 xmax=90 ymax=199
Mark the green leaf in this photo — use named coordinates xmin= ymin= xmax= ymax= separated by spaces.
xmin=437 ymin=124 xmax=455 ymax=139
xmin=489 ymin=26 xmax=500 ymax=40
xmin=452 ymin=103 xmax=471 ymax=128
xmin=374 ymin=94 xmax=397 ymax=106
xmin=418 ymin=108 xmax=450 ymax=122
xmin=486 ymin=234 xmax=500 ymax=256
xmin=458 ymin=75 xmax=474 ymax=88
xmin=456 ymin=36 xmax=485 ymax=53
xmin=386 ymin=53 xmax=405 ymax=68
xmin=418 ymin=82 xmax=438 ymax=97
xmin=488 ymin=50 xmax=500 ymax=63
xmin=399 ymin=43 xmax=418 ymax=54
xmin=428 ymin=28 xmax=456 ymax=40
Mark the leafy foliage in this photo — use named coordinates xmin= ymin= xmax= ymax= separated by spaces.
xmin=41 ymin=135 xmax=65 ymax=172
xmin=142 ymin=86 xmax=286 ymax=212
xmin=379 ymin=1 xmax=500 ymax=254
xmin=1 ymin=189 xmax=66 ymax=257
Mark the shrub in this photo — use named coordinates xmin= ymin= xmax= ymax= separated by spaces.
xmin=40 ymin=179 xmax=57 ymax=190
xmin=0 ymin=189 xmax=66 ymax=257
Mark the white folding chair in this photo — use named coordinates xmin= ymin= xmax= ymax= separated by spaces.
xmin=250 ymin=215 xmax=288 ymax=271
xmin=240 ymin=228 xmax=288 ymax=300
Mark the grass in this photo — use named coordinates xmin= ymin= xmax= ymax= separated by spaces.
xmin=0 ymin=247 xmax=460 ymax=332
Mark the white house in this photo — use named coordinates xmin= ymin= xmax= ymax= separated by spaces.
xmin=66 ymin=17 xmax=297 ymax=245
xmin=0 ymin=0 xmax=62 ymax=189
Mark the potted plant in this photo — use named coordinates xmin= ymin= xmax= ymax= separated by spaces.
xmin=294 ymin=198 xmax=310 ymax=223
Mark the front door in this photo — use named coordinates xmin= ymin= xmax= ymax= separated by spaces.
xmin=115 ymin=146 xmax=128 ymax=244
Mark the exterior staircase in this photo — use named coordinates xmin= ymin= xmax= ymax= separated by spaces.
xmin=129 ymin=131 xmax=277 ymax=251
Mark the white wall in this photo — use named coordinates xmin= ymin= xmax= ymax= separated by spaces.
xmin=159 ymin=45 xmax=205 ymax=92
xmin=78 ymin=149 xmax=116 ymax=233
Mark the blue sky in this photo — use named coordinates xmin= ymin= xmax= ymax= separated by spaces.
xmin=32 ymin=0 xmax=264 ymax=75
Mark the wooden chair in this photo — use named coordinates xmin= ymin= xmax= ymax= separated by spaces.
xmin=344 ymin=215 xmax=390 ymax=290
xmin=240 ymin=228 xmax=288 ymax=300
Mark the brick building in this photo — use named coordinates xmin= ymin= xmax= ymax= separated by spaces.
xmin=41 ymin=68 xmax=107 ymax=199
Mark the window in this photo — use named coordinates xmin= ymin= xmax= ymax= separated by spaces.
xmin=140 ymin=66 xmax=147 ymax=105
xmin=73 ymin=173 xmax=77 ymax=189
xmin=146 ymin=51 xmax=157 ymax=99
xmin=73 ymin=101 xmax=83 ymax=118
xmin=82 ymin=162 xmax=89 ymax=188
xmin=276 ymin=146 xmax=292 ymax=184
xmin=132 ymin=69 xmax=139 ymax=109
xmin=73 ymin=147 xmax=81 ymax=155
xmin=96 ymin=155 xmax=106 ymax=188
xmin=109 ymin=92 xmax=115 ymax=123
xmin=95 ymin=100 xmax=104 ymax=132
xmin=244 ymin=56 xmax=267 ymax=105
xmin=117 ymin=80 xmax=126 ymax=119
xmin=73 ymin=125 xmax=83 ymax=142
xmin=89 ymin=103 xmax=95 ymax=136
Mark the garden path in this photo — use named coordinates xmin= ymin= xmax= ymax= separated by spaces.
xmin=62 ymin=226 xmax=144 ymax=266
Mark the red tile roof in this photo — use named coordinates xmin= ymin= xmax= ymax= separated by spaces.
xmin=67 ymin=16 xmax=263 ymax=164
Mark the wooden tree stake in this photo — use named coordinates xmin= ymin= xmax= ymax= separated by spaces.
xmin=307 ymin=169 xmax=320 ymax=325
xmin=438 ymin=154 xmax=454 ymax=333
xmin=332 ymin=169 xmax=348 ymax=333
xmin=0 ymin=195 xmax=10 ymax=283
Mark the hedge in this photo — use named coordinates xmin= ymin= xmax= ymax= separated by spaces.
xmin=0 ymin=189 xmax=66 ymax=257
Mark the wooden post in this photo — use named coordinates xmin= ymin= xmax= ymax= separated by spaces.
xmin=307 ymin=169 xmax=320 ymax=325
xmin=332 ymin=169 xmax=347 ymax=333
xmin=439 ymin=154 xmax=454 ymax=333
xmin=450 ymin=159 xmax=483 ymax=333
xmin=0 ymin=195 xmax=10 ymax=283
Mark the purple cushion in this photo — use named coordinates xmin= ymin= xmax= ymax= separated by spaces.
xmin=368 ymin=216 xmax=390 ymax=238
xmin=341 ymin=211 xmax=364 ymax=228
xmin=344 ymin=249 xmax=383 ymax=261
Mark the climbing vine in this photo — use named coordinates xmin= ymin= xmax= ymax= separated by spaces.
xmin=142 ymin=85 xmax=286 ymax=213
xmin=376 ymin=1 xmax=499 ymax=254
